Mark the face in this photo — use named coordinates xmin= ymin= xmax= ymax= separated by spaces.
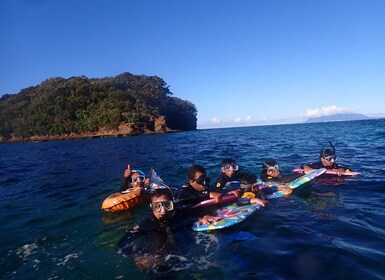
xmin=151 ymin=194 xmax=174 ymax=221
xmin=266 ymin=168 xmax=281 ymax=178
xmin=221 ymin=163 xmax=239 ymax=178
xmin=131 ymin=172 xmax=145 ymax=188
xmin=321 ymin=155 xmax=335 ymax=167
xmin=189 ymin=171 xmax=209 ymax=192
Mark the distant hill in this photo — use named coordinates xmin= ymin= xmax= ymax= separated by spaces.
xmin=0 ymin=72 xmax=197 ymax=142
xmin=306 ymin=113 xmax=371 ymax=123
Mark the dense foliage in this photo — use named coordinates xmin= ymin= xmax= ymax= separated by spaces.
xmin=0 ymin=72 xmax=197 ymax=140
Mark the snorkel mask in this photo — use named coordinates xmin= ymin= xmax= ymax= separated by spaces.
xmin=321 ymin=142 xmax=338 ymax=162
xmin=262 ymin=159 xmax=279 ymax=172
xmin=222 ymin=163 xmax=239 ymax=172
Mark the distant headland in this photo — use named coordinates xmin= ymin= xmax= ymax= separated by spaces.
xmin=306 ymin=113 xmax=372 ymax=123
xmin=0 ymin=72 xmax=197 ymax=143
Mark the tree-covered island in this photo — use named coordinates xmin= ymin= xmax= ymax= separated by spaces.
xmin=0 ymin=72 xmax=197 ymax=142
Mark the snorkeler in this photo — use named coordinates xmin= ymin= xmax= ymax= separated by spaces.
xmin=117 ymin=188 xmax=179 ymax=270
xmin=236 ymin=174 xmax=268 ymax=206
xmin=176 ymin=164 xmax=223 ymax=209
xmin=238 ymin=174 xmax=291 ymax=205
xmin=260 ymin=159 xmax=303 ymax=183
xmin=302 ymin=142 xmax=352 ymax=175
xmin=119 ymin=164 xmax=149 ymax=192
xmin=213 ymin=158 xmax=247 ymax=192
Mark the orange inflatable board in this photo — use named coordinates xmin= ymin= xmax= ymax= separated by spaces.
xmin=101 ymin=188 xmax=150 ymax=212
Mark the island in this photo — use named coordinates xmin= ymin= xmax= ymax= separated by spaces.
xmin=0 ymin=72 xmax=197 ymax=143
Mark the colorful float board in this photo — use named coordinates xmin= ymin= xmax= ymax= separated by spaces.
xmin=292 ymin=168 xmax=360 ymax=176
xmin=191 ymin=194 xmax=238 ymax=209
xmin=192 ymin=203 xmax=261 ymax=232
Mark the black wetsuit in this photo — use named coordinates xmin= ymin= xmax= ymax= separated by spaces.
xmin=213 ymin=172 xmax=246 ymax=192
xmin=117 ymin=209 xmax=214 ymax=274
xmin=119 ymin=176 xmax=132 ymax=192
xmin=176 ymin=183 xmax=211 ymax=209
xmin=302 ymin=161 xmax=349 ymax=170
xmin=260 ymin=172 xmax=303 ymax=184
xmin=117 ymin=212 xmax=195 ymax=275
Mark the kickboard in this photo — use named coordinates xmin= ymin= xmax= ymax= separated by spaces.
xmin=191 ymin=194 xmax=238 ymax=209
xmin=192 ymin=203 xmax=261 ymax=231
xmin=292 ymin=168 xmax=360 ymax=176
xmin=262 ymin=168 xmax=327 ymax=199
xmin=285 ymin=168 xmax=327 ymax=188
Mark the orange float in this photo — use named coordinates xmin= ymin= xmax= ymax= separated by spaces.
xmin=101 ymin=188 xmax=150 ymax=212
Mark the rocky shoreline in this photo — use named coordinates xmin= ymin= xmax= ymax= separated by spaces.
xmin=0 ymin=120 xmax=180 ymax=144
xmin=0 ymin=130 xmax=180 ymax=144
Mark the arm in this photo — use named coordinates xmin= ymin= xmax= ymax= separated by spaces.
xmin=209 ymin=191 xmax=223 ymax=203
xmin=212 ymin=174 xmax=227 ymax=192
xmin=277 ymin=186 xmax=293 ymax=195
xmin=197 ymin=215 xmax=221 ymax=226
xmin=333 ymin=163 xmax=352 ymax=176
xmin=119 ymin=164 xmax=132 ymax=192
xmin=249 ymin=197 xmax=267 ymax=207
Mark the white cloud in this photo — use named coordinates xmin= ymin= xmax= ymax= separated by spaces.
xmin=214 ymin=115 xmax=255 ymax=125
xmin=211 ymin=117 xmax=221 ymax=124
xmin=301 ymin=105 xmax=356 ymax=118
xmin=198 ymin=105 xmax=364 ymax=129
xmin=202 ymin=115 xmax=266 ymax=128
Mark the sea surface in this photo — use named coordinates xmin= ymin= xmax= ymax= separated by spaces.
xmin=0 ymin=119 xmax=384 ymax=280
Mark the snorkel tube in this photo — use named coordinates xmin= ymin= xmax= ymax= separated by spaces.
xmin=328 ymin=141 xmax=336 ymax=156
xmin=320 ymin=142 xmax=337 ymax=159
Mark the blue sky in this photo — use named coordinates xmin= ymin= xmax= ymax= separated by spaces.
xmin=1 ymin=0 xmax=384 ymax=128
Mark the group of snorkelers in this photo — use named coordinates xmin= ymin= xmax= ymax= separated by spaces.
xmin=119 ymin=142 xmax=351 ymax=228
xmin=117 ymin=142 xmax=353 ymax=270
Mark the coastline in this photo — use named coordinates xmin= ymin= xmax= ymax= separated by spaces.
xmin=0 ymin=129 xmax=181 ymax=144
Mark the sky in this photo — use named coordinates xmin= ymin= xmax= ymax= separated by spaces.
xmin=1 ymin=0 xmax=384 ymax=129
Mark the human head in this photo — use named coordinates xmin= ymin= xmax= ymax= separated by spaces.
xmin=262 ymin=159 xmax=281 ymax=178
xmin=221 ymin=158 xmax=239 ymax=178
xmin=240 ymin=174 xmax=259 ymax=193
xmin=150 ymin=189 xmax=175 ymax=221
xmin=320 ymin=148 xmax=337 ymax=167
xmin=188 ymin=164 xmax=210 ymax=192
xmin=130 ymin=169 xmax=146 ymax=188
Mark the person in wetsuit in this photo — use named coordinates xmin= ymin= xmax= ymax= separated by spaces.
xmin=302 ymin=142 xmax=352 ymax=176
xmin=236 ymin=174 xmax=268 ymax=206
xmin=213 ymin=158 xmax=247 ymax=193
xmin=260 ymin=159 xmax=302 ymax=183
xmin=118 ymin=188 xmax=182 ymax=271
xmin=176 ymin=164 xmax=222 ymax=211
xmin=118 ymin=185 xmax=221 ymax=273
xmin=119 ymin=164 xmax=149 ymax=192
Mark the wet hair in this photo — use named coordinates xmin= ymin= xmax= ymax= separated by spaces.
xmin=240 ymin=174 xmax=259 ymax=194
xmin=131 ymin=169 xmax=146 ymax=177
xmin=260 ymin=159 xmax=279 ymax=181
xmin=187 ymin=164 xmax=206 ymax=180
xmin=320 ymin=148 xmax=335 ymax=157
xmin=241 ymin=174 xmax=257 ymax=186
xmin=221 ymin=158 xmax=237 ymax=167
xmin=151 ymin=188 xmax=173 ymax=201
xmin=320 ymin=141 xmax=336 ymax=158
xmin=262 ymin=159 xmax=278 ymax=170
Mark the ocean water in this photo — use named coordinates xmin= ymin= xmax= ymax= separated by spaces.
xmin=0 ymin=119 xmax=384 ymax=279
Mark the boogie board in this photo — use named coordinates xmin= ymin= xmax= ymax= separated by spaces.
xmin=191 ymin=194 xmax=238 ymax=209
xmin=292 ymin=168 xmax=360 ymax=176
xmin=262 ymin=168 xmax=327 ymax=199
xmin=192 ymin=203 xmax=261 ymax=232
